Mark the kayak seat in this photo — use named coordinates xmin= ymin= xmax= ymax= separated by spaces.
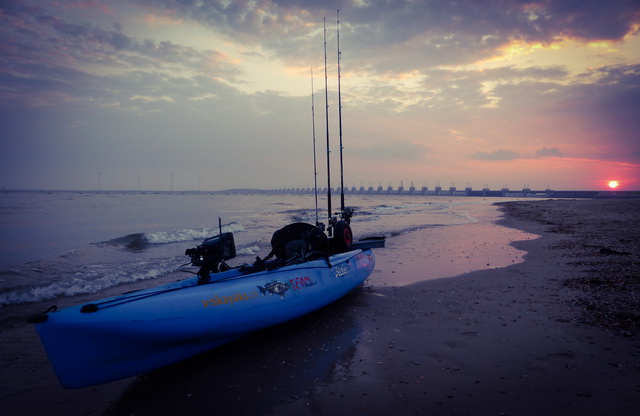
xmin=271 ymin=223 xmax=328 ymax=260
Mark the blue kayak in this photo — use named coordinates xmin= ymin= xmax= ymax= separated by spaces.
xmin=30 ymin=222 xmax=379 ymax=388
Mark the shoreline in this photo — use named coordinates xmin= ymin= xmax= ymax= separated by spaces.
xmin=2 ymin=199 xmax=639 ymax=415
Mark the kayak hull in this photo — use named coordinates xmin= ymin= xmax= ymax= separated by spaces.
xmin=33 ymin=249 xmax=375 ymax=388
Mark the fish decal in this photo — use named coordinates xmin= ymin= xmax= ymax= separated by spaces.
xmin=257 ymin=280 xmax=291 ymax=299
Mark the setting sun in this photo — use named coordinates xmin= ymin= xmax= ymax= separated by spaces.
xmin=608 ymin=180 xmax=620 ymax=189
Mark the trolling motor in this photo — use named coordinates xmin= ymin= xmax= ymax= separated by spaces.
xmin=185 ymin=223 xmax=236 ymax=284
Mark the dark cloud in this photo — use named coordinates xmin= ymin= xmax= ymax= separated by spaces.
xmin=349 ymin=0 xmax=640 ymax=73
xmin=0 ymin=3 xmax=243 ymax=108
xmin=531 ymin=0 xmax=640 ymax=40
xmin=135 ymin=0 xmax=640 ymax=72
xmin=534 ymin=147 xmax=564 ymax=158
xmin=471 ymin=149 xmax=523 ymax=161
xmin=471 ymin=147 xmax=564 ymax=161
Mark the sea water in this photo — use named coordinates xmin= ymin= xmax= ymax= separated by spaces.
xmin=0 ymin=190 xmax=528 ymax=307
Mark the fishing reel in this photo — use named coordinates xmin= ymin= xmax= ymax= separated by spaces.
xmin=328 ymin=207 xmax=354 ymax=228
xmin=341 ymin=207 xmax=354 ymax=223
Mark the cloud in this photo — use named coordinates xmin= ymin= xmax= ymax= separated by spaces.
xmin=471 ymin=149 xmax=523 ymax=161
xmin=351 ymin=141 xmax=426 ymax=160
xmin=0 ymin=2 xmax=244 ymax=108
xmin=135 ymin=0 xmax=640 ymax=72
xmin=1 ymin=0 xmax=639 ymax=190
xmin=534 ymin=147 xmax=564 ymax=158
xmin=471 ymin=147 xmax=564 ymax=161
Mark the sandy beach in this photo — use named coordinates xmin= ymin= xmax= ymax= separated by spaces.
xmin=2 ymin=199 xmax=639 ymax=415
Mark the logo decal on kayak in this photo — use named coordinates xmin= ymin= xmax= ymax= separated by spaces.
xmin=257 ymin=280 xmax=291 ymax=299
xmin=333 ymin=264 xmax=350 ymax=278
xmin=201 ymin=290 xmax=259 ymax=308
xmin=289 ymin=276 xmax=317 ymax=291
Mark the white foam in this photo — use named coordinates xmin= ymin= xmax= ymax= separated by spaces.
xmin=237 ymin=245 xmax=261 ymax=255
xmin=0 ymin=257 xmax=181 ymax=307
xmin=145 ymin=223 xmax=246 ymax=244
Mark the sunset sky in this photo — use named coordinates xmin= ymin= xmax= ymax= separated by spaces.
xmin=1 ymin=0 xmax=639 ymax=191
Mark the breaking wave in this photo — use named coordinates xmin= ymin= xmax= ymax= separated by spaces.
xmin=0 ymin=256 xmax=183 ymax=307
xmin=103 ymin=223 xmax=246 ymax=250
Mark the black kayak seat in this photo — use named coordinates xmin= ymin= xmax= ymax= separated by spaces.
xmin=271 ymin=223 xmax=328 ymax=260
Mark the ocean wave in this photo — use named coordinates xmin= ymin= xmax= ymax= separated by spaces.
xmin=284 ymin=209 xmax=318 ymax=223
xmin=105 ymin=233 xmax=148 ymax=250
xmin=1 ymin=192 xmax=491 ymax=308
xmin=351 ymin=215 xmax=380 ymax=222
xmin=0 ymin=257 xmax=182 ymax=307
xmin=148 ymin=222 xmax=246 ymax=244
xmin=103 ymin=222 xmax=246 ymax=249
xmin=236 ymin=245 xmax=261 ymax=256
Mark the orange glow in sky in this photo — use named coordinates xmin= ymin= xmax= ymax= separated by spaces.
xmin=608 ymin=180 xmax=620 ymax=189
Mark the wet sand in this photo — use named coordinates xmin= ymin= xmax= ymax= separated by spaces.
xmin=2 ymin=199 xmax=639 ymax=415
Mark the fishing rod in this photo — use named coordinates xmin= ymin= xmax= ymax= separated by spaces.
xmin=337 ymin=9 xmax=345 ymax=215
xmin=310 ymin=67 xmax=320 ymax=227
xmin=323 ymin=17 xmax=332 ymax=234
